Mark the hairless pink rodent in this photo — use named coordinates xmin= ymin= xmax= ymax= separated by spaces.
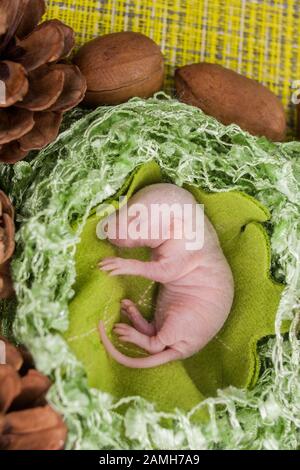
xmin=98 ymin=183 xmax=234 ymax=368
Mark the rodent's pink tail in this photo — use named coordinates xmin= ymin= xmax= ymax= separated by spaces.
xmin=98 ymin=321 xmax=181 ymax=368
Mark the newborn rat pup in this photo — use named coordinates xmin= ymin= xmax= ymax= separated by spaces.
xmin=98 ymin=183 xmax=234 ymax=368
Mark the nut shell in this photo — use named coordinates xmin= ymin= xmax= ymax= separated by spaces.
xmin=175 ymin=63 xmax=286 ymax=142
xmin=73 ymin=31 xmax=164 ymax=106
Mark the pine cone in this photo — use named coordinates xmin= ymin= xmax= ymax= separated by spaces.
xmin=0 ymin=335 xmax=67 ymax=450
xmin=0 ymin=0 xmax=87 ymax=163
xmin=0 ymin=191 xmax=15 ymax=299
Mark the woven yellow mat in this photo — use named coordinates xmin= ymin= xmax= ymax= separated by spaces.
xmin=45 ymin=0 xmax=300 ymax=134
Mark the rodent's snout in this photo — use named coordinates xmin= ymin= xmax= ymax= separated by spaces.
xmin=98 ymin=211 xmax=133 ymax=247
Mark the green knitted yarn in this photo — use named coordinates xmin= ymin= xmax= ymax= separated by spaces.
xmin=0 ymin=94 xmax=299 ymax=450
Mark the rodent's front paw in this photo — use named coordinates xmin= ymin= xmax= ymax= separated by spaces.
xmin=98 ymin=257 xmax=130 ymax=276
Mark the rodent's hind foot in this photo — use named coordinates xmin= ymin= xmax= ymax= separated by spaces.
xmin=121 ymin=299 xmax=155 ymax=336
xmin=113 ymin=323 xmax=165 ymax=353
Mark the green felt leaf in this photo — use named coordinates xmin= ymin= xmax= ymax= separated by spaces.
xmin=65 ymin=161 xmax=284 ymax=412
xmin=184 ymin=187 xmax=284 ymax=395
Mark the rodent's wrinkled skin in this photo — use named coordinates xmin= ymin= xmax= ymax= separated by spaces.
xmin=98 ymin=183 xmax=234 ymax=368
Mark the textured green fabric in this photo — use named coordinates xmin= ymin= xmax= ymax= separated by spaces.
xmin=65 ymin=161 xmax=284 ymax=410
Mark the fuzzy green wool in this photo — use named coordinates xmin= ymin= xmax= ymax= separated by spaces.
xmin=66 ymin=160 xmax=284 ymax=412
